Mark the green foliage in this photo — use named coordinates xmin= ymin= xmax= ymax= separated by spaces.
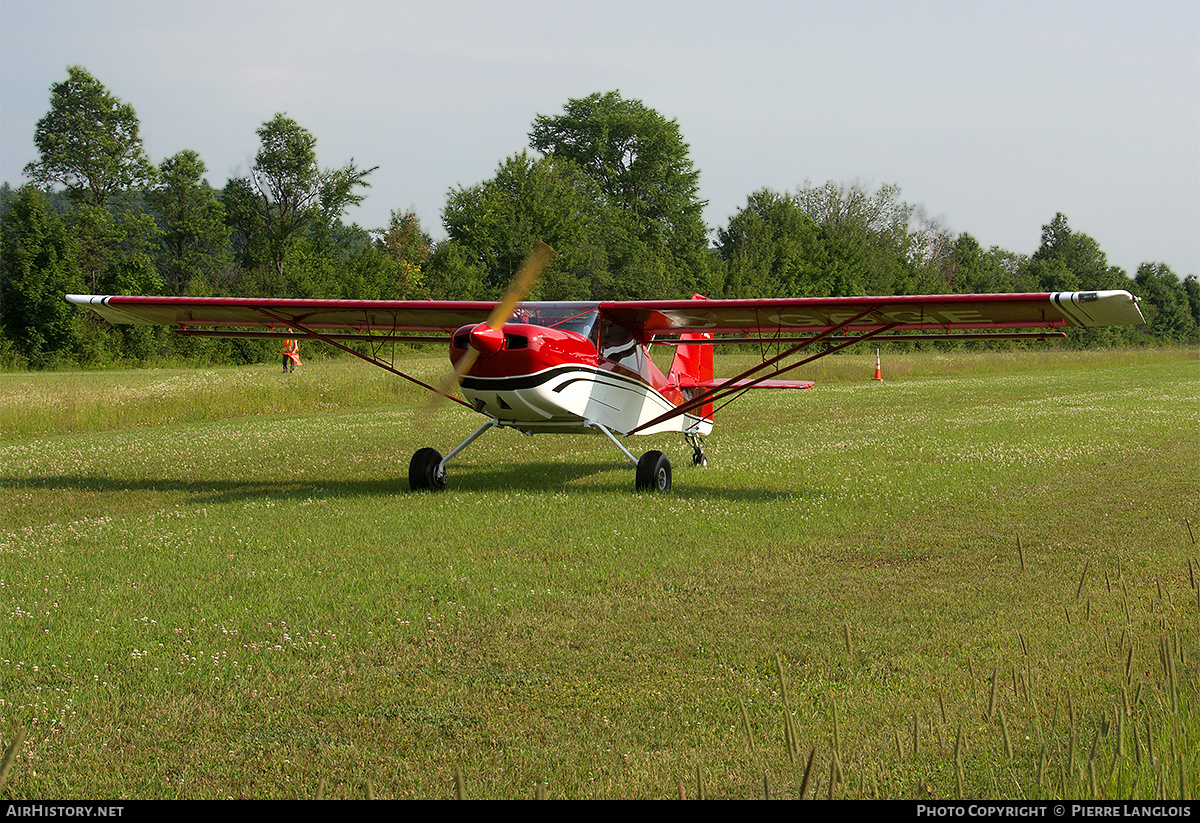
xmin=23 ymin=66 xmax=157 ymax=207
xmin=717 ymin=189 xmax=820 ymax=297
xmin=145 ymin=150 xmax=232 ymax=295
xmin=1030 ymin=213 xmax=1127 ymax=292
xmin=1135 ymin=263 xmax=1198 ymax=342
xmin=530 ymin=91 xmax=705 ymax=238
xmin=718 ymin=183 xmax=952 ymax=298
xmin=438 ymin=92 xmax=720 ymax=302
xmin=70 ymin=202 xmax=161 ymax=297
xmin=228 ymin=114 xmax=377 ymax=278
xmin=529 ymin=91 xmax=711 ymax=297
xmin=378 ymin=210 xmax=430 ymax=299
xmin=0 ymin=186 xmax=83 ymax=367
xmin=948 ymin=233 xmax=1037 ymax=294
xmin=1028 ymin=214 xmax=1198 ymax=347
xmin=3 ymin=72 xmax=1196 ymax=372
xmin=794 ymin=180 xmax=947 ymax=296
xmin=424 ymin=239 xmax=488 ymax=300
xmin=439 ymin=152 xmax=613 ymax=299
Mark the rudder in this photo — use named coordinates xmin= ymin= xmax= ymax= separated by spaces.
xmin=668 ymin=295 xmax=714 ymax=420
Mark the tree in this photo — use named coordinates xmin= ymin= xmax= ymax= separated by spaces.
xmin=1029 ymin=213 xmax=1130 ymax=292
xmin=378 ymin=210 xmax=430 ymax=298
xmin=229 ymin=114 xmax=377 ymax=279
xmin=1134 ymin=263 xmax=1196 ymax=342
xmin=529 ymin=91 xmax=709 ymax=296
xmin=716 ymin=189 xmax=824 ymax=298
xmin=23 ymin=66 xmax=156 ymax=207
xmin=145 ymin=150 xmax=231 ymax=295
xmin=948 ymin=233 xmax=1034 ymax=294
xmin=1184 ymin=275 xmax=1200 ymax=329
xmin=0 ymin=186 xmax=84 ymax=366
xmin=20 ymin=64 xmax=161 ymax=313
xmin=438 ymin=152 xmax=613 ymax=299
xmin=790 ymin=181 xmax=928 ymax=296
xmin=65 ymin=202 xmax=160 ymax=297
xmin=1028 ymin=214 xmax=1150 ymax=346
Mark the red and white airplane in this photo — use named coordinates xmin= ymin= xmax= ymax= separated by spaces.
xmin=67 ymin=249 xmax=1145 ymax=492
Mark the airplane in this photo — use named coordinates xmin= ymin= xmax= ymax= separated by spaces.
xmin=66 ymin=246 xmax=1146 ymax=493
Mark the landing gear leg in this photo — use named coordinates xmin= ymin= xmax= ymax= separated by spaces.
xmin=686 ymin=433 xmax=707 ymax=467
xmin=585 ymin=420 xmax=673 ymax=493
xmin=408 ymin=417 xmax=499 ymax=492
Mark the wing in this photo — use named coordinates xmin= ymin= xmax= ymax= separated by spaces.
xmin=66 ymin=294 xmax=506 ymax=409
xmin=614 ymin=290 xmax=1144 ymax=435
xmin=601 ymin=290 xmax=1145 ymax=335
xmin=65 ymin=294 xmax=497 ymax=335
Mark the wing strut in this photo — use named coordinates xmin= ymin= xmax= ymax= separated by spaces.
xmin=629 ymin=307 xmax=899 ymax=435
xmin=253 ymin=308 xmax=473 ymax=409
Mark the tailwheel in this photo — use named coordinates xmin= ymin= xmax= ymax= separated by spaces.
xmin=409 ymin=447 xmax=446 ymax=492
xmin=635 ymin=450 xmax=672 ymax=493
xmin=686 ymin=433 xmax=707 ymax=467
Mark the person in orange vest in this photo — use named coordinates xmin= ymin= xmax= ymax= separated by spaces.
xmin=282 ymin=334 xmax=301 ymax=373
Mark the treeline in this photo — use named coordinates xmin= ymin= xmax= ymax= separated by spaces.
xmin=1 ymin=69 xmax=1196 ymax=369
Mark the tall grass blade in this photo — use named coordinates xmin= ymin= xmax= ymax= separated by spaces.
xmin=739 ymin=697 xmax=755 ymax=753
xmin=0 ymin=727 xmax=26 ymax=796
xmin=955 ymin=722 xmax=966 ymax=799
xmin=833 ymin=698 xmax=842 ymax=765
xmin=798 ymin=745 xmax=816 ymax=799
xmin=988 ymin=666 xmax=999 ymax=719
xmin=999 ymin=707 xmax=1013 ymax=759
xmin=1076 ymin=559 xmax=1090 ymax=601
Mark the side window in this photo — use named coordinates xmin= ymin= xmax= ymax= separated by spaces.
xmin=600 ymin=320 xmax=644 ymax=374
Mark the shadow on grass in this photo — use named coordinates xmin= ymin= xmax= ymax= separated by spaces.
xmin=3 ymin=459 xmax=808 ymax=504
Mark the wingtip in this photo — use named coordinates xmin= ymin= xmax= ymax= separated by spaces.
xmin=1051 ymin=290 xmax=1147 ymax=327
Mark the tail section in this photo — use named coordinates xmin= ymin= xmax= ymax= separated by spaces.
xmin=668 ymin=295 xmax=714 ymax=421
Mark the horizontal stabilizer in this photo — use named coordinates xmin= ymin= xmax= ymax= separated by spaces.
xmin=687 ymin=378 xmax=815 ymax=390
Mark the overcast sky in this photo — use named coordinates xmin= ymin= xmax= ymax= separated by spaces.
xmin=2 ymin=0 xmax=1197 ymax=278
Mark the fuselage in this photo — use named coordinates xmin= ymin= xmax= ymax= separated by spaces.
xmin=450 ymin=303 xmax=712 ymax=436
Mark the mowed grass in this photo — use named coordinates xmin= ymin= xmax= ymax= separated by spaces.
xmin=1 ymin=347 xmax=1197 ymax=799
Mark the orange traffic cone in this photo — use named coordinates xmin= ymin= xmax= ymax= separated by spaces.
xmin=872 ymin=349 xmax=883 ymax=381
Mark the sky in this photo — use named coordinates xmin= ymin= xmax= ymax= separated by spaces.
xmin=2 ymin=0 xmax=1197 ymax=278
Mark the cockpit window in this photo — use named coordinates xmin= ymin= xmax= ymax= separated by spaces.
xmin=516 ymin=303 xmax=600 ymax=344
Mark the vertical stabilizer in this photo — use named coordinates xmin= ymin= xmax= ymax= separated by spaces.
xmin=668 ymin=295 xmax=714 ymax=421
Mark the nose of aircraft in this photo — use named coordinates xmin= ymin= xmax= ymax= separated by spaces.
xmin=469 ymin=323 xmax=505 ymax=357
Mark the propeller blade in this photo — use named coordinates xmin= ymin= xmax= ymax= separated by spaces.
xmin=483 ymin=241 xmax=555 ymax=332
xmin=427 ymin=241 xmax=556 ymax=410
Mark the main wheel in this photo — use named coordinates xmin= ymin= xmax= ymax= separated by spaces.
xmin=635 ymin=450 xmax=672 ymax=493
xmin=409 ymin=447 xmax=446 ymax=491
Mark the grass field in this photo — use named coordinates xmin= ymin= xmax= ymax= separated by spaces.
xmin=1 ymin=347 xmax=1197 ymax=799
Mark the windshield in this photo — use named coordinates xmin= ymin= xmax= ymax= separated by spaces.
xmin=517 ymin=303 xmax=600 ymax=343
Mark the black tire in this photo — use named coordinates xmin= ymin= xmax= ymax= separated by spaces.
xmin=635 ymin=450 xmax=672 ymax=493
xmin=409 ymin=447 xmax=446 ymax=492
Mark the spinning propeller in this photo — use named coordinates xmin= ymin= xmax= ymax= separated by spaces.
xmin=432 ymin=241 xmax=556 ymax=405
